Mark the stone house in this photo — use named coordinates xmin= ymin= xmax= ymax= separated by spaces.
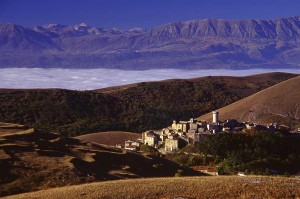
xmin=124 ymin=140 xmax=140 ymax=151
xmin=165 ymin=135 xmax=179 ymax=152
xmin=187 ymin=131 xmax=201 ymax=144
xmin=142 ymin=131 xmax=158 ymax=147
xmin=172 ymin=120 xmax=189 ymax=133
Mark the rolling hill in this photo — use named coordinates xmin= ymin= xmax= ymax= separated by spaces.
xmin=4 ymin=176 xmax=300 ymax=199
xmin=77 ymin=131 xmax=141 ymax=146
xmin=0 ymin=72 xmax=297 ymax=135
xmin=1 ymin=16 xmax=300 ymax=69
xmin=199 ymin=76 xmax=300 ymax=128
xmin=0 ymin=122 xmax=198 ymax=197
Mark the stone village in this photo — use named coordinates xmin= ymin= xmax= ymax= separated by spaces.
xmin=123 ymin=111 xmax=286 ymax=153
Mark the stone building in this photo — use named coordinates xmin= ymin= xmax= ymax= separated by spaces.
xmin=189 ymin=122 xmax=198 ymax=131
xmin=187 ymin=131 xmax=201 ymax=143
xmin=124 ymin=140 xmax=137 ymax=151
xmin=212 ymin=111 xmax=219 ymax=124
xmin=171 ymin=120 xmax=189 ymax=133
xmin=142 ymin=131 xmax=158 ymax=147
xmin=165 ymin=135 xmax=179 ymax=152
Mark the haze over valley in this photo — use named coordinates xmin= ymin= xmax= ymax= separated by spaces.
xmin=1 ymin=68 xmax=300 ymax=89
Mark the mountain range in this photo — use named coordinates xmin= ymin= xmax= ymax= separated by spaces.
xmin=1 ymin=16 xmax=300 ymax=69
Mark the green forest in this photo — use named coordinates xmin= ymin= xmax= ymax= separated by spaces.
xmin=0 ymin=73 xmax=296 ymax=136
xmin=167 ymin=131 xmax=300 ymax=175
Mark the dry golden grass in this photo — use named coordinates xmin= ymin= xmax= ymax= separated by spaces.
xmin=0 ymin=149 xmax=11 ymax=159
xmin=77 ymin=131 xmax=141 ymax=146
xmin=0 ymin=123 xmax=25 ymax=128
xmin=4 ymin=176 xmax=300 ymax=199
xmin=0 ymin=123 xmax=31 ymax=136
xmin=199 ymin=76 xmax=300 ymax=126
xmin=95 ymin=83 xmax=139 ymax=93
xmin=0 ymin=123 xmax=198 ymax=197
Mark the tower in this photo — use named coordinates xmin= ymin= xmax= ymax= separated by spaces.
xmin=212 ymin=111 xmax=219 ymax=123
xmin=171 ymin=120 xmax=177 ymax=130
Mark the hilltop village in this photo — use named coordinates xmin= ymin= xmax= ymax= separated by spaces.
xmin=124 ymin=111 xmax=291 ymax=153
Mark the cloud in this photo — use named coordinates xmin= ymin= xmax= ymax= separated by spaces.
xmin=0 ymin=68 xmax=299 ymax=90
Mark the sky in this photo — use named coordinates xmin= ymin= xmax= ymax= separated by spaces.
xmin=0 ymin=0 xmax=300 ymax=29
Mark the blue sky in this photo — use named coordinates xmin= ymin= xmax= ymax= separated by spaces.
xmin=0 ymin=0 xmax=300 ymax=29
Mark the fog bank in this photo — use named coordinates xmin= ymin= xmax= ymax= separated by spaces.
xmin=0 ymin=68 xmax=299 ymax=90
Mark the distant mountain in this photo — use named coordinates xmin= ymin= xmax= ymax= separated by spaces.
xmin=0 ymin=24 xmax=59 ymax=52
xmin=1 ymin=16 xmax=300 ymax=69
xmin=199 ymin=76 xmax=300 ymax=127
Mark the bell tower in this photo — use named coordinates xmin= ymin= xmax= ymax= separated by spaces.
xmin=212 ymin=111 xmax=219 ymax=123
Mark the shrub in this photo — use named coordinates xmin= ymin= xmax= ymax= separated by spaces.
xmin=175 ymin=169 xmax=184 ymax=177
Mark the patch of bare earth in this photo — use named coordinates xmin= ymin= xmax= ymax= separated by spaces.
xmin=77 ymin=131 xmax=141 ymax=146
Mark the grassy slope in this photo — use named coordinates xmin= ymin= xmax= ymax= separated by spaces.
xmin=5 ymin=176 xmax=300 ymax=199
xmin=0 ymin=72 xmax=297 ymax=135
xmin=0 ymin=123 xmax=199 ymax=197
xmin=77 ymin=131 xmax=141 ymax=146
xmin=95 ymin=72 xmax=297 ymax=94
xmin=199 ymin=76 xmax=300 ymax=127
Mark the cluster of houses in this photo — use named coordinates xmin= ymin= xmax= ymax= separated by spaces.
xmin=119 ymin=111 xmax=297 ymax=176
xmin=122 ymin=111 xmax=293 ymax=153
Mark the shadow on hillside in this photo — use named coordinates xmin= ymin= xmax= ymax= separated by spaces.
xmin=71 ymin=150 xmax=202 ymax=180
xmin=36 ymin=149 xmax=65 ymax=157
xmin=0 ymin=159 xmax=19 ymax=184
xmin=0 ymin=126 xmax=203 ymax=197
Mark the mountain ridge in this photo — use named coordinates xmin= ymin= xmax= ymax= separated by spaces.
xmin=1 ymin=16 xmax=300 ymax=69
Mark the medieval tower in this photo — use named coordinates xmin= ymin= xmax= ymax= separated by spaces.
xmin=212 ymin=111 xmax=219 ymax=123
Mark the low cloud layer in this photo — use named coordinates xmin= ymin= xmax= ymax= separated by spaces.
xmin=0 ymin=68 xmax=299 ymax=90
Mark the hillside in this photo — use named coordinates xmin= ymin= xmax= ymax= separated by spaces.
xmin=199 ymin=76 xmax=300 ymax=127
xmin=0 ymin=72 xmax=297 ymax=135
xmin=4 ymin=176 xmax=300 ymax=199
xmin=0 ymin=122 xmax=199 ymax=197
xmin=77 ymin=131 xmax=141 ymax=146
xmin=1 ymin=16 xmax=300 ymax=69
